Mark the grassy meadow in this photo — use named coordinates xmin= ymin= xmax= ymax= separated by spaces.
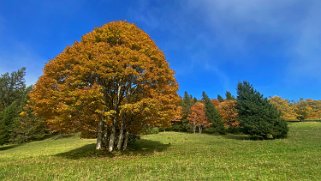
xmin=0 ymin=122 xmax=321 ymax=180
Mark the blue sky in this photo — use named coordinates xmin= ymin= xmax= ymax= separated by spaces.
xmin=1 ymin=0 xmax=321 ymax=100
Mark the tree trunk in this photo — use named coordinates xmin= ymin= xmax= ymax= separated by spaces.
xmin=108 ymin=84 xmax=122 ymax=152
xmin=117 ymin=118 xmax=125 ymax=150
xmin=123 ymin=131 xmax=129 ymax=151
xmin=199 ymin=126 xmax=202 ymax=134
xmin=193 ymin=124 xmax=196 ymax=134
xmin=108 ymin=116 xmax=117 ymax=152
xmin=102 ymin=123 xmax=108 ymax=149
xmin=96 ymin=120 xmax=103 ymax=150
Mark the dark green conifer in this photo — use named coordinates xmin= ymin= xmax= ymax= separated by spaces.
xmin=236 ymin=81 xmax=288 ymax=139
xmin=203 ymin=92 xmax=225 ymax=134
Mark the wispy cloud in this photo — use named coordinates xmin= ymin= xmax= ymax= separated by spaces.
xmin=131 ymin=0 xmax=321 ymax=85
xmin=187 ymin=0 xmax=321 ymax=82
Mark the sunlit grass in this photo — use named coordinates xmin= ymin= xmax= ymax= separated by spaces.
xmin=1 ymin=122 xmax=321 ymax=180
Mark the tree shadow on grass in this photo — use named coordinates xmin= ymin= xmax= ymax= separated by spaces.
xmin=0 ymin=144 xmax=22 ymax=151
xmin=55 ymin=139 xmax=171 ymax=159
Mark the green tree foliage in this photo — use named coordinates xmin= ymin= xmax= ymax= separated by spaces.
xmin=0 ymin=101 xmax=20 ymax=144
xmin=11 ymin=87 xmax=49 ymax=143
xmin=181 ymin=92 xmax=196 ymax=117
xmin=236 ymin=81 xmax=288 ymax=139
xmin=225 ymin=91 xmax=235 ymax=100
xmin=0 ymin=68 xmax=26 ymax=111
xmin=202 ymin=92 xmax=225 ymax=134
xmin=0 ymin=68 xmax=26 ymax=145
xmin=217 ymin=95 xmax=224 ymax=102
xmin=173 ymin=91 xmax=195 ymax=132
xmin=0 ymin=69 xmax=48 ymax=145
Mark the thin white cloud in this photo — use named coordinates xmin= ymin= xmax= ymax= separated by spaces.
xmin=132 ymin=0 xmax=321 ymax=83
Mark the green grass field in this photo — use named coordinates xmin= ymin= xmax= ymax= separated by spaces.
xmin=1 ymin=122 xmax=321 ymax=180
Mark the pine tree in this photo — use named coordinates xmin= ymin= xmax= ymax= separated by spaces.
xmin=0 ymin=101 xmax=20 ymax=145
xmin=217 ymin=95 xmax=224 ymax=102
xmin=181 ymin=92 xmax=193 ymax=118
xmin=0 ymin=68 xmax=26 ymax=145
xmin=225 ymin=91 xmax=235 ymax=100
xmin=176 ymin=91 xmax=195 ymax=132
xmin=236 ymin=81 xmax=288 ymax=139
xmin=202 ymin=92 xmax=225 ymax=134
xmin=10 ymin=86 xmax=49 ymax=143
xmin=0 ymin=68 xmax=26 ymax=111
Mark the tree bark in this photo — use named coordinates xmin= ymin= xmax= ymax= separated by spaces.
xmin=108 ymin=84 xmax=122 ymax=152
xmin=198 ymin=126 xmax=202 ymax=134
xmin=117 ymin=118 xmax=125 ymax=150
xmin=102 ymin=123 xmax=108 ymax=149
xmin=96 ymin=120 xmax=103 ymax=150
xmin=108 ymin=119 xmax=116 ymax=152
xmin=193 ymin=124 xmax=196 ymax=134
xmin=123 ymin=131 xmax=129 ymax=151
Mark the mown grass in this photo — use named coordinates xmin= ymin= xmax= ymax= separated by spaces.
xmin=0 ymin=122 xmax=321 ymax=180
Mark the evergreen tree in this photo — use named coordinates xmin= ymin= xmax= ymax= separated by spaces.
xmin=0 ymin=68 xmax=26 ymax=112
xmin=0 ymin=68 xmax=26 ymax=145
xmin=10 ymin=87 xmax=49 ymax=143
xmin=0 ymin=69 xmax=48 ymax=145
xmin=236 ymin=81 xmax=288 ymax=139
xmin=0 ymin=101 xmax=20 ymax=145
xmin=217 ymin=95 xmax=224 ymax=102
xmin=176 ymin=91 xmax=195 ymax=132
xmin=225 ymin=91 xmax=235 ymax=100
xmin=181 ymin=92 xmax=192 ymax=117
xmin=202 ymin=92 xmax=225 ymax=134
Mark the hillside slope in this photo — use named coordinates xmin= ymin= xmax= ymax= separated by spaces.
xmin=1 ymin=122 xmax=321 ymax=180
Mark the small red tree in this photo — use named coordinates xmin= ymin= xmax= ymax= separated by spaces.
xmin=188 ymin=102 xmax=210 ymax=133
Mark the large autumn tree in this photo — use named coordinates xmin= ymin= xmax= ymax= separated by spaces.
xmin=29 ymin=21 xmax=179 ymax=152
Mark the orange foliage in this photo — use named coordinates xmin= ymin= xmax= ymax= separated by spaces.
xmin=172 ymin=106 xmax=183 ymax=122
xmin=211 ymin=99 xmax=220 ymax=107
xmin=188 ymin=102 xmax=210 ymax=132
xmin=269 ymin=96 xmax=297 ymax=121
xmin=217 ymin=100 xmax=239 ymax=128
xmin=28 ymin=21 xmax=179 ymax=140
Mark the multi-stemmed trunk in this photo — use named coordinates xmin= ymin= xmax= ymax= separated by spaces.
xmin=98 ymin=83 xmax=135 ymax=152
xmin=108 ymin=116 xmax=117 ymax=152
xmin=198 ymin=126 xmax=202 ymax=134
xmin=193 ymin=124 xmax=196 ymax=134
xmin=102 ymin=123 xmax=108 ymax=149
xmin=117 ymin=118 xmax=125 ymax=150
xmin=96 ymin=120 xmax=103 ymax=150
xmin=122 ymin=131 xmax=129 ymax=151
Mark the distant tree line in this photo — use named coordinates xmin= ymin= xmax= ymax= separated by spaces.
xmin=171 ymin=82 xmax=289 ymax=139
xmin=269 ymin=96 xmax=321 ymax=121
